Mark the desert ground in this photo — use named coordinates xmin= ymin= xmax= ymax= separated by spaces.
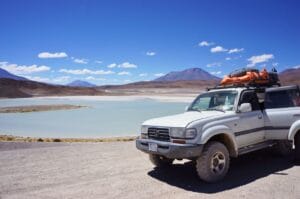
xmin=0 ymin=141 xmax=299 ymax=199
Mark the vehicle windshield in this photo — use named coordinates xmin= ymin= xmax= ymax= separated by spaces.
xmin=188 ymin=91 xmax=238 ymax=112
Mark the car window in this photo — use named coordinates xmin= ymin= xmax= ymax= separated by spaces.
xmin=239 ymin=91 xmax=260 ymax=111
xmin=189 ymin=91 xmax=237 ymax=111
xmin=265 ymin=89 xmax=300 ymax=109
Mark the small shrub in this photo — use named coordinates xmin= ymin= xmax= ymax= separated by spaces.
xmin=52 ymin=138 xmax=61 ymax=142
xmin=37 ymin=138 xmax=44 ymax=142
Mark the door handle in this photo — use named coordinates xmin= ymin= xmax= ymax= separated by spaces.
xmin=258 ymin=115 xmax=263 ymax=119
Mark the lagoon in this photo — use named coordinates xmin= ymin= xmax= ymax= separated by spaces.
xmin=0 ymin=96 xmax=191 ymax=138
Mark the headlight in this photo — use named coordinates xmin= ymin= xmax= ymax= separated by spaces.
xmin=185 ymin=128 xmax=197 ymax=139
xmin=141 ymin=126 xmax=148 ymax=134
xmin=140 ymin=126 xmax=148 ymax=139
xmin=170 ymin=127 xmax=185 ymax=138
xmin=170 ymin=128 xmax=197 ymax=139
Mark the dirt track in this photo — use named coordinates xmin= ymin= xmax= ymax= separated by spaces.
xmin=0 ymin=141 xmax=299 ymax=199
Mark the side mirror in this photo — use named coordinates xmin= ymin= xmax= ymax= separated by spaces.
xmin=238 ymin=103 xmax=252 ymax=113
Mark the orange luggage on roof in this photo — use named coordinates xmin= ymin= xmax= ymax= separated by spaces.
xmin=220 ymin=68 xmax=279 ymax=87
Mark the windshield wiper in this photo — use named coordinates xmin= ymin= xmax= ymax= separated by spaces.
xmin=206 ymin=108 xmax=225 ymax=113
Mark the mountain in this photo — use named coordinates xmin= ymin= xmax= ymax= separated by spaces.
xmin=67 ymin=80 xmax=96 ymax=87
xmin=154 ymin=67 xmax=220 ymax=81
xmin=100 ymin=80 xmax=218 ymax=89
xmin=0 ymin=68 xmax=27 ymax=81
xmin=0 ymin=78 xmax=104 ymax=98
xmin=279 ymin=68 xmax=300 ymax=85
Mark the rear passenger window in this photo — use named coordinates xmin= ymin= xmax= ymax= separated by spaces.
xmin=265 ymin=89 xmax=300 ymax=109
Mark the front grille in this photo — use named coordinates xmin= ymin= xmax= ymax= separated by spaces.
xmin=148 ymin=127 xmax=170 ymax=142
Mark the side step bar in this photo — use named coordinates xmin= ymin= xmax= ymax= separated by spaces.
xmin=238 ymin=140 xmax=276 ymax=155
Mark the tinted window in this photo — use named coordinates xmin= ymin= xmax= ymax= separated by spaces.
xmin=239 ymin=91 xmax=260 ymax=111
xmin=265 ymin=89 xmax=300 ymax=109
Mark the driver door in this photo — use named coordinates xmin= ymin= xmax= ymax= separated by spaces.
xmin=234 ymin=90 xmax=265 ymax=148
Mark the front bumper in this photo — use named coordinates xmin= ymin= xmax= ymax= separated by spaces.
xmin=136 ymin=138 xmax=203 ymax=159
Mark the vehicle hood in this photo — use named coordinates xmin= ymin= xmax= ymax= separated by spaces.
xmin=142 ymin=111 xmax=224 ymax=128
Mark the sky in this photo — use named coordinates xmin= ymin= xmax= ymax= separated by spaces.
xmin=0 ymin=0 xmax=299 ymax=85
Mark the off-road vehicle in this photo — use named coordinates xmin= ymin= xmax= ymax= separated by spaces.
xmin=136 ymin=85 xmax=300 ymax=182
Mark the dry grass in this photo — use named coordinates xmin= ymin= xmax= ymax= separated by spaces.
xmin=0 ymin=135 xmax=137 ymax=143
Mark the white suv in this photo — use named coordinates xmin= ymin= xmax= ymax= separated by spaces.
xmin=136 ymin=85 xmax=300 ymax=182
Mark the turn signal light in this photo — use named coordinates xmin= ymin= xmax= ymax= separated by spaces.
xmin=172 ymin=139 xmax=186 ymax=144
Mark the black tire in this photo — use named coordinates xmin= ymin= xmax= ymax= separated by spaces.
xmin=196 ymin=141 xmax=230 ymax=183
xmin=295 ymin=133 xmax=300 ymax=162
xmin=272 ymin=140 xmax=293 ymax=156
xmin=149 ymin=154 xmax=174 ymax=167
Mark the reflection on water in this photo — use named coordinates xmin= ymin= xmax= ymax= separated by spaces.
xmin=0 ymin=98 xmax=188 ymax=138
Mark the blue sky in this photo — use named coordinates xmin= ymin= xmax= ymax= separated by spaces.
xmin=0 ymin=0 xmax=299 ymax=85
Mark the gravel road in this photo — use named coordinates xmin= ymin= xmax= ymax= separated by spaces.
xmin=0 ymin=141 xmax=299 ymax=199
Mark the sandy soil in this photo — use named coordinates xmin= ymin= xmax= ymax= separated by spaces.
xmin=0 ymin=141 xmax=299 ymax=199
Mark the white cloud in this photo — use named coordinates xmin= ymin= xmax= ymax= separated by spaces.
xmin=154 ymin=73 xmax=165 ymax=77
xmin=118 ymin=71 xmax=131 ymax=75
xmin=247 ymin=54 xmax=274 ymax=67
xmin=228 ymin=48 xmax=244 ymax=54
xmin=292 ymin=65 xmax=300 ymax=69
xmin=199 ymin=41 xmax=214 ymax=47
xmin=24 ymin=76 xmax=50 ymax=82
xmin=272 ymin=62 xmax=279 ymax=67
xmin=139 ymin=73 xmax=148 ymax=77
xmin=118 ymin=62 xmax=137 ymax=68
xmin=0 ymin=61 xmax=50 ymax=74
xmin=86 ymin=76 xmax=106 ymax=81
xmin=206 ymin=62 xmax=222 ymax=68
xmin=210 ymin=71 xmax=222 ymax=75
xmin=73 ymin=58 xmax=88 ymax=64
xmin=210 ymin=46 xmax=228 ymax=53
xmin=107 ymin=62 xmax=137 ymax=69
xmin=107 ymin=63 xmax=117 ymax=68
xmin=59 ymin=68 xmax=114 ymax=75
xmin=146 ymin=51 xmax=156 ymax=56
xmin=24 ymin=75 xmax=70 ymax=83
xmin=225 ymin=57 xmax=231 ymax=61
xmin=53 ymin=76 xmax=70 ymax=83
xmin=38 ymin=52 xmax=68 ymax=59
xmin=95 ymin=60 xmax=103 ymax=64
xmin=124 ymin=79 xmax=132 ymax=83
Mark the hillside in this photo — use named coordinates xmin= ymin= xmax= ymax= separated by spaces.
xmin=154 ymin=68 xmax=220 ymax=81
xmin=279 ymin=68 xmax=300 ymax=85
xmin=100 ymin=79 xmax=219 ymax=89
xmin=0 ymin=78 xmax=105 ymax=98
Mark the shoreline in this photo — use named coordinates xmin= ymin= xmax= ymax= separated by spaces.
xmin=23 ymin=94 xmax=198 ymax=103
xmin=0 ymin=134 xmax=137 ymax=143
xmin=0 ymin=104 xmax=86 ymax=113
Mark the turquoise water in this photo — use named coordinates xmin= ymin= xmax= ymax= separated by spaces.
xmin=0 ymin=98 xmax=188 ymax=138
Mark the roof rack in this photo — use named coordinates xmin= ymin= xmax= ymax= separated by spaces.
xmin=207 ymin=82 xmax=281 ymax=91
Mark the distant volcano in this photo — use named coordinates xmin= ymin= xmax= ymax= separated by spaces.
xmin=67 ymin=80 xmax=97 ymax=87
xmin=154 ymin=67 xmax=220 ymax=81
